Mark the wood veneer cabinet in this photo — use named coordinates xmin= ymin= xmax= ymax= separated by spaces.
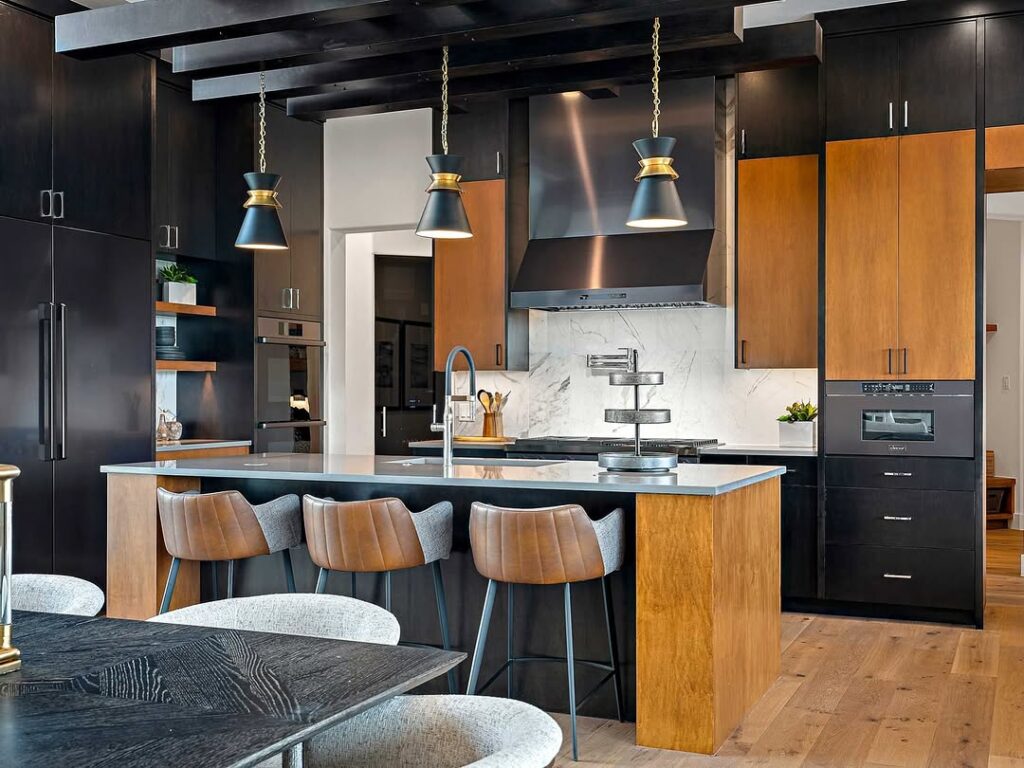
xmin=737 ymin=155 xmax=818 ymax=369
xmin=434 ymin=179 xmax=511 ymax=371
xmin=825 ymin=131 xmax=975 ymax=380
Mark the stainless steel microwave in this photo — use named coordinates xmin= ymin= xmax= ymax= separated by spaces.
xmin=824 ymin=381 xmax=974 ymax=458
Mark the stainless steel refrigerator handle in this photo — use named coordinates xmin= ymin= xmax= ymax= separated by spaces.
xmin=381 ymin=406 xmax=387 ymax=437
xmin=38 ymin=303 xmax=55 ymax=461
xmin=57 ymin=303 xmax=67 ymax=461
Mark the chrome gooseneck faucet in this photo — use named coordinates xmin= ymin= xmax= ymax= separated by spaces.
xmin=430 ymin=346 xmax=477 ymax=471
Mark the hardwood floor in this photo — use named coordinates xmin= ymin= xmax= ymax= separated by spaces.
xmin=552 ymin=528 xmax=1024 ymax=767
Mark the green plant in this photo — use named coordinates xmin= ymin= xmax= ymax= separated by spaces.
xmin=159 ymin=264 xmax=197 ymax=284
xmin=778 ymin=401 xmax=818 ymax=423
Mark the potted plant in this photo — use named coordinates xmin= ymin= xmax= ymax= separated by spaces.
xmin=777 ymin=401 xmax=818 ymax=447
xmin=159 ymin=264 xmax=197 ymax=305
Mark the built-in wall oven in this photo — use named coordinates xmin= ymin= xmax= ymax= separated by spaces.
xmin=824 ymin=381 xmax=974 ymax=458
xmin=256 ymin=317 xmax=325 ymax=453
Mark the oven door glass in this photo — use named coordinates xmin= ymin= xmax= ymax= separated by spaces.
xmin=257 ymin=343 xmax=322 ymax=423
xmin=861 ymin=409 xmax=935 ymax=442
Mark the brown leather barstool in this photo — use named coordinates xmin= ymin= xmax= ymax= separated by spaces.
xmin=302 ymin=495 xmax=457 ymax=693
xmin=156 ymin=488 xmax=302 ymax=614
xmin=465 ymin=502 xmax=625 ymax=762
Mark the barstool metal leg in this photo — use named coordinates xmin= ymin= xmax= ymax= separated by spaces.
xmin=159 ymin=557 xmax=180 ymax=614
xmin=211 ymin=561 xmax=219 ymax=601
xmin=281 ymin=549 xmax=297 ymax=593
xmin=467 ymin=579 xmax=497 ymax=695
xmin=384 ymin=571 xmax=392 ymax=613
xmin=431 ymin=561 xmax=457 ymax=694
xmin=315 ymin=567 xmax=329 ymax=594
xmin=226 ymin=559 xmax=236 ymax=599
xmin=564 ymin=582 xmax=578 ymax=761
xmin=350 ymin=572 xmax=356 ymax=598
xmin=507 ymin=582 xmax=515 ymax=699
xmin=602 ymin=575 xmax=624 ymax=722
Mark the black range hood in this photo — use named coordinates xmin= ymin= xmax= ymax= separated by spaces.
xmin=511 ymin=78 xmax=726 ymax=311
xmin=510 ymin=230 xmax=718 ymax=310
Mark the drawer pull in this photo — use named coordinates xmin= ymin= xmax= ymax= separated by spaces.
xmin=883 ymin=573 xmax=912 ymax=580
xmin=883 ymin=515 xmax=913 ymax=522
xmin=882 ymin=472 xmax=913 ymax=477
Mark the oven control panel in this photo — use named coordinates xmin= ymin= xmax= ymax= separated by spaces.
xmin=861 ymin=382 xmax=935 ymax=394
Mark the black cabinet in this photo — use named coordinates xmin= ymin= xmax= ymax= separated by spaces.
xmin=737 ymin=65 xmax=820 ymax=158
xmin=700 ymin=452 xmax=818 ymax=600
xmin=155 ymin=82 xmax=216 ymax=259
xmin=254 ymin=107 xmax=323 ymax=320
xmin=826 ymin=23 xmax=976 ymax=140
xmin=443 ymin=99 xmax=508 ymax=181
xmin=825 ymin=487 xmax=975 ymax=550
xmin=52 ymin=51 xmax=151 ymax=241
xmin=0 ymin=5 xmax=52 ymax=223
xmin=824 ymin=456 xmax=975 ymax=492
xmin=985 ymin=14 xmax=1024 ymax=127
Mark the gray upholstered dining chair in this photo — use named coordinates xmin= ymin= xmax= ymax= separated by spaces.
xmin=150 ymin=594 xmax=562 ymax=768
xmin=11 ymin=574 xmax=105 ymax=616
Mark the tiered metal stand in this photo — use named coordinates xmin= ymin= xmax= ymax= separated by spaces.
xmin=592 ymin=349 xmax=678 ymax=473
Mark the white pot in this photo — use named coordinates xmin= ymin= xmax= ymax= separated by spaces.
xmin=163 ymin=281 xmax=196 ymax=305
xmin=779 ymin=420 xmax=816 ymax=447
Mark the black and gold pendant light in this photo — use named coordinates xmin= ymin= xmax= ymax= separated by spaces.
xmin=416 ymin=46 xmax=473 ymax=239
xmin=626 ymin=17 xmax=688 ymax=230
xmin=236 ymin=72 xmax=288 ymax=251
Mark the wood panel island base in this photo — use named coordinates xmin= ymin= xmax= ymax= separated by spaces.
xmin=102 ymin=454 xmax=784 ymax=756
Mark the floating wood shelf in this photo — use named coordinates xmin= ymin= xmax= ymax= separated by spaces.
xmin=987 ymin=323 xmax=998 ymax=333
xmin=156 ymin=360 xmax=217 ymax=372
xmin=155 ymin=301 xmax=217 ymax=317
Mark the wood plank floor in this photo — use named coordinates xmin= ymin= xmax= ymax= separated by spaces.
xmin=552 ymin=528 xmax=1024 ymax=767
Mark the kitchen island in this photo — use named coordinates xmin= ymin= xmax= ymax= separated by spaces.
xmin=102 ymin=454 xmax=785 ymax=755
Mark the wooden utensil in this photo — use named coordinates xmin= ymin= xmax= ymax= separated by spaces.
xmin=477 ymin=390 xmax=492 ymax=413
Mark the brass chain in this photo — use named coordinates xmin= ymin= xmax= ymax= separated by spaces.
xmin=651 ymin=16 xmax=661 ymax=138
xmin=441 ymin=45 xmax=450 ymax=154
xmin=258 ymin=72 xmax=267 ymax=173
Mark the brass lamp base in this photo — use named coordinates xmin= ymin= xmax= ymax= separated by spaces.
xmin=0 ymin=626 xmax=21 ymax=675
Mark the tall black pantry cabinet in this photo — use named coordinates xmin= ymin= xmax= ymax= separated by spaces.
xmin=0 ymin=1 xmax=153 ymax=589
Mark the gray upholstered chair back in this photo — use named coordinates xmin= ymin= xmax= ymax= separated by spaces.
xmin=148 ymin=594 xmax=401 ymax=645
xmin=11 ymin=574 xmax=105 ymax=616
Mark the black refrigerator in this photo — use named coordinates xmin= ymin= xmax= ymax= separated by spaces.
xmin=0 ymin=216 xmax=152 ymax=589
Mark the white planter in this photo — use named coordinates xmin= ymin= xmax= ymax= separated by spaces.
xmin=779 ymin=420 xmax=816 ymax=447
xmin=163 ymin=281 xmax=196 ymax=305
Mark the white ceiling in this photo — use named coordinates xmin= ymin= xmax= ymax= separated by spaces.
xmin=743 ymin=0 xmax=905 ymax=27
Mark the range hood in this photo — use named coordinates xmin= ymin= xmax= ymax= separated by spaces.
xmin=511 ymin=78 xmax=727 ymax=311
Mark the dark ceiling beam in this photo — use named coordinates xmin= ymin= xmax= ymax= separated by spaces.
xmin=172 ymin=0 xmax=757 ymax=76
xmin=191 ymin=9 xmax=742 ymax=101
xmin=286 ymin=20 xmax=821 ymax=120
xmin=54 ymin=0 xmax=461 ymax=59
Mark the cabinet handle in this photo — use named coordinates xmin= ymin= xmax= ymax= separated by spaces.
xmin=740 ymin=128 xmax=747 ymax=156
xmin=159 ymin=225 xmax=170 ymax=249
xmin=883 ymin=573 xmax=912 ymax=580
xmin=293 ymin=288 xmax=300 ymax=310
xmin=903 ymin=100 xmax=909 ymax=129
xmin=172 ymin=226 xmax=180 ymax=250
xmin=496 ymin=151 xmax=502 ymax=176
xmin=52 ymin=191 xmax=64 ymax=220
xmin=40 ymin=190 xmax=53 ymax=218
xmin=495 ymin=343 xmax=503 ymax=366
xmin=281 ymin=288 xmax=292 ymax=309
xmin=740 ymin=339 xmax=748 ymax=366
xmin=888 ymin=102 xmax=894 ymax=131
xmin=883 ymin=515 xmax=913 ymax=522
xmin=901 ymin=347 xmax=908 ymax=375
xmin=381 ymin=406 xmax=387 ymax=438
xmin=883 ymin=471 xmax=913 ymax=477
xmin=887 ymin=347 xmax=893 ymax=375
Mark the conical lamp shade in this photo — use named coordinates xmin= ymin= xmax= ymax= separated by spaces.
xmin=236 ymin=172 xmax=288 ymax=250
xmin=626 ymin=136 xmax=688 ymax=229
xmin=416 ymin=154 xmax=472 ymax=239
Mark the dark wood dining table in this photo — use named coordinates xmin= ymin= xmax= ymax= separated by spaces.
xmin=0 ymin=610 xmax=464 ymax=767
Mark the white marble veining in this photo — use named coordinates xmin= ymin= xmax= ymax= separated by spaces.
xmin=101 ymin=453 xmax=786 ymax=497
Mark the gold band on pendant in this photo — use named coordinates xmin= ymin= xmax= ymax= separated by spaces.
xmin=425 ymin=172 xmax=463 ymax=193
xmin=244 ymin=189 xmax=282 ymax=208
xmin=635 ymin=156 xmax=679 ymax=181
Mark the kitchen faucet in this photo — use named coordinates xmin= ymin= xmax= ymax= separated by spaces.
xmin=430 ymin=346 xmax=477 ymax=472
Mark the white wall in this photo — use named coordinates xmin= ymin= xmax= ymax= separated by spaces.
xmin=323 ymin=109 xmax=433 ymax=453
xmin=985 ymin=215 xmax=1024 ymax=523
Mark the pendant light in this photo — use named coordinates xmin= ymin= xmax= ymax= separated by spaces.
xmin=236 ymin=72 xmax=288 ymax=251
xmin=626 ymin=17 xmax=688 ymax=230
xmin=416 ymin=46 xmax=473 ymax=239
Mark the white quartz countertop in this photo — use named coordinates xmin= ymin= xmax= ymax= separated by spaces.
xmin=101 ymin=453 xmax=786 ymax=496
xmin=699 ymin=443 xmax=818 ymax=458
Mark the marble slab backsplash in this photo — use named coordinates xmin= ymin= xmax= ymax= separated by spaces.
xmin=453 ymin=308 xmax=816 ymax=445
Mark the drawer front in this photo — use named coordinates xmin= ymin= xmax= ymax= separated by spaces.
xmin=825 ymin=544 xmax=974 ymax=610
xmin=825 ymin=488 xmax=975 ymax=549
xmin=825 ymin=456 xmax=975 ymax=491
xmin=702 ymin=454 xmax=817 ymax=486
